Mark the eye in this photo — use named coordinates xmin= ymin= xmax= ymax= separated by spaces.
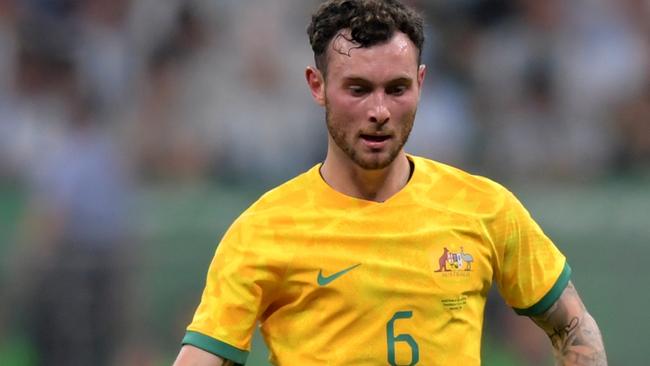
xmin=348 ymin=85 xmax=370 ymax=96
xmin=387 ymin=85 xmax=407 ymax=96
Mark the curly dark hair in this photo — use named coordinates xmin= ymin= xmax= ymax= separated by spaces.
xmin=307 ymin=0 xmax=424 ymax=75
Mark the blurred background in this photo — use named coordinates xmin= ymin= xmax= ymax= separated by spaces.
xmin=0 ymin=0 xmax=648 ymax=365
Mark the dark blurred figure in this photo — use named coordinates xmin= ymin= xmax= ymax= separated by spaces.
xmin=18 ymin=87 xmax=133 ymax=366
xmin=133 ymin=3 xmax=211 ymax=182
xmin=470 ymin=0 xmax=647 ymax=181
xmin=615 ymin=81 xmax=650 ymax=173
xmin=74 ymin=0 xmax=134 ymax=110
xmin=0 ymin=0 xmax=17 ymax=95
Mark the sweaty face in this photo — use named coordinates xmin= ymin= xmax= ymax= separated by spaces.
xmin=323 ymin=32 xmax=423 ymax=170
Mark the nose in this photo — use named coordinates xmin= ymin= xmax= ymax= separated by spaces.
xmin=368 ymin=93 xmax=390 ymax=125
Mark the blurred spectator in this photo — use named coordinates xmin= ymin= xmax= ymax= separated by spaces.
xmin=74 ymin=0 xmax=135 ymax=110
xmin=615 ymin=81 xmax=650 ymax=173
xmin=470 ymin=0 xmax=570 ymax=180
xmin=130 ymin=3 xmax=212 ymax=181
xmin=470 ymin=0 xmax=648 ymax=181
xmin=0 ymin=0 xmax=17 ymax=97
xmin=407 ymin=68 xmax=476 ymax=168
xmin=0 ymin=17 xmax=71 ymax=181
xmin=184 ymin=0 xmax=323 ymax=182
xmin=14 ymin=87 xmax=134 ymax=366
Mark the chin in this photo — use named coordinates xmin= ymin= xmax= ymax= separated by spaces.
xmin=353 ymin=152 xmax=397 ymax=170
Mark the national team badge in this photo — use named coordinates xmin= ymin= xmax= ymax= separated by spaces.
xmin=434 ymin=246 xmax=474 ymax=273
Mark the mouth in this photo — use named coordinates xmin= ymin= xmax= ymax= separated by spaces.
xmin=360 ymin=134 xmax=391 ymax=142
xmin=359 ymin=133 xmax=392 ymax=149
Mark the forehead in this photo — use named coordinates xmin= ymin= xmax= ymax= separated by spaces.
xmin=326 ymin=31 xmax=419 ymax=81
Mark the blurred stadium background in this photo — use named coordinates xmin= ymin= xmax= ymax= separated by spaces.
xmin=0 ymin=0 xmax=648 ymax=365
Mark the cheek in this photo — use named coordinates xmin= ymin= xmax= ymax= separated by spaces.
xmin=327 ymin=88 xmax=355 ymax=107
xmin=327 ymin=94 xmax=365 ymax=119
xmin=392 ymin=98 xmax=419 ymax=118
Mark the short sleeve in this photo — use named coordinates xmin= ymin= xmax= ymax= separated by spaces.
xmin=182 ymin=216 xmax=282 ymax=364
xmin=490 ymin=189 xmax=571 ymax=316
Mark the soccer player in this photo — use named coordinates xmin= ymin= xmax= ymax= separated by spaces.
xmin=174 ymin=1 xmax=607 ymax=365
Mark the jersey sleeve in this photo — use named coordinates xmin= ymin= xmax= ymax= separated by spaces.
xmin=490 ymin=189 xmax=571 ymax=316
xmin=182 ymin=215 xmax=283 ymax=365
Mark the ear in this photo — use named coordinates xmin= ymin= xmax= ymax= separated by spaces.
xmin=305 ymin=66 xmax=326 ymax=106
xmin=417 ymin=64 xmax=426 ymax=88
xmin=417 ymin=64 xmax=427 ymax=98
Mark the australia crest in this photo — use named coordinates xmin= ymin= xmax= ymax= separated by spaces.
xmin=434 ymin=246 xmax=474 ymax=273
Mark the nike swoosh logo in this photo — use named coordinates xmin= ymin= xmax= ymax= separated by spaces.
xmin=317 ymin=263 xmax=361 ymax=286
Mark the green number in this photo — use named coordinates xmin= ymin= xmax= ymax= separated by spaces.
xmin=386 ymin=311 xmax=419 ymax=366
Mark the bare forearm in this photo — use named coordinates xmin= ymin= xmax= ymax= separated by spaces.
xmin=531 ymin=282 xmax=607 ymax=366
xmin=545 ymin=311 xmax=606 ymax=365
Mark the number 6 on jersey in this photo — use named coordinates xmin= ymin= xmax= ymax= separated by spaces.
xmin=386 ymin=311 xmax=420 ymax=366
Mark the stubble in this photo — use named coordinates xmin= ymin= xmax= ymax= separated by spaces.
xmin=324 ymin=99 xmax=416 ymax=170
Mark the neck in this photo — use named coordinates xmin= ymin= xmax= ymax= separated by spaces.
xmin=320 ymin=149 xmax=411 ymax=202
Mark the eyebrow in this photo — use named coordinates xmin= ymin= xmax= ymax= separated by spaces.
xmin=343 ymin=76 xmax=413 ymax=85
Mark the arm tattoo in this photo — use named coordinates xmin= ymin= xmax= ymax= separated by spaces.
xmin=531 ymin=282 xmax=608 ymax=366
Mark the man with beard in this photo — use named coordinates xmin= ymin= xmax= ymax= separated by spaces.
xmin=174 ymin=1 xmax=607 ymax=365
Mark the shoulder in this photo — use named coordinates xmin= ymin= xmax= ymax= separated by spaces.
xmin=409 ymin=155 xmax=514 ymax=215
xmin=237 ymin=165 xmax=320 ymax=223
xmin=217 ymin=166 xmax=319 ymax=254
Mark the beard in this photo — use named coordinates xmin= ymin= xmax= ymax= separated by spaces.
xmin=325 ymin=100 xmax=416 ymax=170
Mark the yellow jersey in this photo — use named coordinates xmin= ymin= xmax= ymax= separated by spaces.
xmin=183 ymin=155 xmax=570 ymax=365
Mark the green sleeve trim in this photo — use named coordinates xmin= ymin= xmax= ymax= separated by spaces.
xmin=514 ymin=262 xmax=572 ymax=316
xmin=182 ymin=331 xmax=248 ymax=365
